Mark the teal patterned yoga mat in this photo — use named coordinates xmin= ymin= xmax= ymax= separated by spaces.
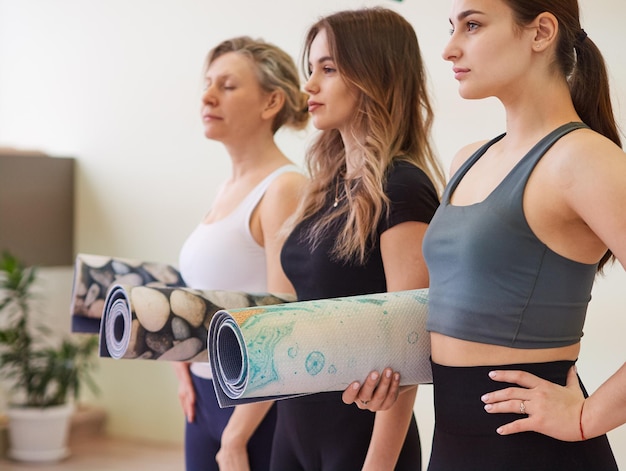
xmin=208 ymin=289 xmax=431 ymax=407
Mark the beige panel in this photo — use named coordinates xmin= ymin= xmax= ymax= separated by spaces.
xmin=0 ymin=154 xmax=75 ymax=267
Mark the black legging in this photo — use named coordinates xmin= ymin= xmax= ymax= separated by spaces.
xmin=270 ymin=391 xmax=421 ymax=471
xmin=428 ymin=359 xmax=618 ymax=471
xmin=184 ymin=374 xmax=277 ymax=471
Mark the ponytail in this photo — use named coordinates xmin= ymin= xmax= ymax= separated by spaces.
xmin=570 ymin=35 xmax=621 ymax=148
xmin=570 ymin=34 xmax=621 ymax=271
xmin=502 ymin=0 xmax=622 ymax=272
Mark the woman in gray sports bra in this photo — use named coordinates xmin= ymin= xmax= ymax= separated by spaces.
xmin=345 ymin=1 xmax=626 ymax=470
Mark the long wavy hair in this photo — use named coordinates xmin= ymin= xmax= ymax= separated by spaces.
xmin=503 ymin=0 xmax=621 ymax=271
xmin=205 ymin=36 xmax=309 ymax=133
xmin=290 ymin=7 xmax=445 ymax=264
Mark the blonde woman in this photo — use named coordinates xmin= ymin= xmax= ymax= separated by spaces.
xmin=173 ymin=36 xmax=309 ymax=471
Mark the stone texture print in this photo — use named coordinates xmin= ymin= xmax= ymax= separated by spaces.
xmin=69 ymin=254 xmax=293 ymax=362
xmin=100 ymin=283 xmax=292 ymax=362
xmin=70 ymin=253 xmax=185 ymax=334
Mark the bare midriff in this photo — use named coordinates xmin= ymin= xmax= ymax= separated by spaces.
xmin=430 ymin=332 xmax=581 ymax=367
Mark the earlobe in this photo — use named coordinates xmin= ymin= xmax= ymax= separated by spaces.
xmin=532 ymin=12 xmax=558 ymax=51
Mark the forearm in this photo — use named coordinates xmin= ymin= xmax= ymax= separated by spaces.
xmin=172 ymin=362 xmax=195 ymax=421
xmin=221 ymin=401 xmax=275 ymax=447
xmin=582 ymin=362 xmax=626 ymax=439
xmin=362 ymin=386 xmax=418 ymax=471
xmin=172 ymin=362 xmax=191 ymax=381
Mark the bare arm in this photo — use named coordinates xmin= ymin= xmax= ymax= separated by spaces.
xmin=342 ymin=144 xmax=480 ymax=410
xmin=342 ymin=219 xmax=431 ymax=407
xmin=172 ymin=362 xmax=195 ymax=423
xmin=363 ymin=387 xmax=418 ymax=470
xmin=259 ymin=171 xmax=307 ymax=293
xmin=482 ymin=135 xmax=626 ymax=440
xmin=362 ymin=221 xmax=428 ymax=471
xmin=217 ymin=170 xmax=306 ymax=470
xmin=579 ymin=363 xmax=626 ymax=440
xmin=216 ymin=401 xmax=276 ymax=471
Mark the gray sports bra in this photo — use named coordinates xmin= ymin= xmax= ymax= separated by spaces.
xmin=424 ymin=122 xmax=596 ymax=348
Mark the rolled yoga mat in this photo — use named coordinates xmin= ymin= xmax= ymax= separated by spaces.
xmin=70 ymin=253 xmax=185 ymax=334
xmin=100 ymin=283 xmax=294 ymax=362
xmin=208 ymin=289 xmax=431 ymax=407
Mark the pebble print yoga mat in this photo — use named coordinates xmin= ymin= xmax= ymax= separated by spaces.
xmin=99 ymin=284 xmax=293 ymax=362
xmin=208 ymin=289 xmax=431 ymax=407
xmin=69 ymin=254 xmax=294 ymax=361
xmin=70 ymin=253 xmax=185 ymax=334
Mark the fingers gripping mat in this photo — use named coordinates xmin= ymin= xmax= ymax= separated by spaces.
xmin=209 ymin=289 xmax=431 ymax=407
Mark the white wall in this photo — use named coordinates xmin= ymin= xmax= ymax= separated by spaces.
xmin=1 ymin=0 xmax=625 ymax=466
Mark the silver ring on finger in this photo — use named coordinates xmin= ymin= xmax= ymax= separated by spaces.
xmin=520 ymin=400 xmax=526 ymax=415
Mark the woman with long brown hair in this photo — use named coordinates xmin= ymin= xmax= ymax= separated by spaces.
xmin=272 ymin=7 xmax=444 ymax=470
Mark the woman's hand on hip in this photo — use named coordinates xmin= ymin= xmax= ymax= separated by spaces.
xmin=481 ymin=366 xmax=586 ymax=441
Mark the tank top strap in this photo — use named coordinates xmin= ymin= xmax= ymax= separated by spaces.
xmin=512 ymin=122 xmax=589 ymax=181
xmin=237 ymin=164 xmax=303 ymax=221
xmin=443 ymin=122 xmax=589 ymax=204
xmin=443 ymin=133 xmax=506 ymax=204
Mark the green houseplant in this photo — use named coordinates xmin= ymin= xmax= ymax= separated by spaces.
xmin=0 ymin=251 xmax=99 ymax=462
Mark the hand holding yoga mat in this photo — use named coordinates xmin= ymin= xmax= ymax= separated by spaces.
xmin=208 ymin=289 xmax=431 ymax=407
xmin=100 ymin=284 xmax=294 ymax=362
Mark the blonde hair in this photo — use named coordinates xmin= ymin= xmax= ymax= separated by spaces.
xmin=291 ymin=7 xmax=445 ymax=264
xmin=205 ymin=36 xmax=309 ymax=133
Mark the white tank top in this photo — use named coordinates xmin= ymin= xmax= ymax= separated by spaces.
xmin=179 ymin=164 xmax=301 ymax=378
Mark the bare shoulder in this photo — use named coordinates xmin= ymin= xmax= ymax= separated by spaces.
xmin=552 ymin=128 xmax=626 ymax=181
xmin=260 ymin=168 xmax=308 ymax=215
xmin=545 ymin=128 xmax=626 ymax=264
xmin=265 ymin=169 xmax=308 ymax=200
xmin=450 ymin=140 xmax=490 ymax=176
xmin=563 ymin=127 xmax=622 ymax=154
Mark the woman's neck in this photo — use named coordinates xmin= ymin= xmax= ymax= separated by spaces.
xmin=500 ymin=79 xmax=580 ymax=148
xmin=225 ymin=137 xmax=288 ymax=181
